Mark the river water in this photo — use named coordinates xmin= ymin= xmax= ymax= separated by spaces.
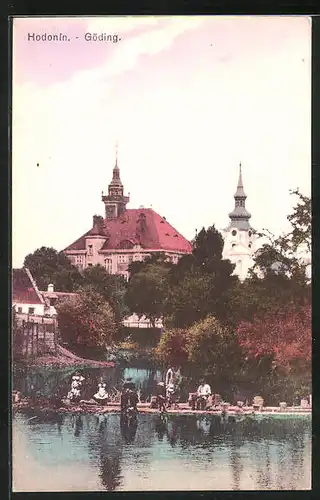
xmin=12 ymin=412 xmax=311 ymax=491
xmin=12 ymin=365 xmax=312 ymax=491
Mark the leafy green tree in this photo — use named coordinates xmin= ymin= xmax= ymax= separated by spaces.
xmin=185 ymin=316 xmax=243 ymax=390
xmin=81 ymin=265 xmax=129 ymax=323
xmin=251 ymin=189 xmax=311 ymax=281
xmin=125 ymin=254 xmax=172 ymax=326
xmin=154 ymin=328 xmax=188 ymax=367
xmin=23 ymin=246 xmax=83 ymax=292
xmin=166 ymin=225 xmax=237 ymax=327
xmin=56 ymin=286 xmax=116 ymax=357
xmin=227 ymin=189 xmax=311 ymax=326
xmin=165 ymin=271 xmax=213 ymax=328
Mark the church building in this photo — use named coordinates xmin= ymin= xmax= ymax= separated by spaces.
xmin=222 ymin=164 xmax=258 ymax=281
xmin=63 ymin=151 xmax=192 ymax=279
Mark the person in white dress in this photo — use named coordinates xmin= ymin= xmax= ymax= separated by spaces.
xmin=93 ymin=378 xmax=109 ymax=405
xmin=67 ymin=371 xmax=85 ymax=402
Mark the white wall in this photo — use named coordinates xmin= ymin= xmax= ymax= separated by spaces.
xmin=13 ymin=302 xmax=45 ymax=315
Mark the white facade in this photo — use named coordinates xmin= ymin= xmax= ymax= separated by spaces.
xmin=222 ymin=226 xmax=259 ymax=281
xmin=13 ymin=302 xmax=45 ymax=316
xmin=222 ymin=164 xmax=261 ymax=281
xmin=122 ymin=314 xmax=164 ymax=329
xmin=67 ymin=244 xmax=185 ymax=280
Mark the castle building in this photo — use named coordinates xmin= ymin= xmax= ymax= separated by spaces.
xmin=222 ymin=164 xmax=258 ymax=281
xmin=63 ymin=151 xmax=192 ymax=279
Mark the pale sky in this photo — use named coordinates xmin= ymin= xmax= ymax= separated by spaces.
xmin=12 ymin=16 xmax=311 ymax=267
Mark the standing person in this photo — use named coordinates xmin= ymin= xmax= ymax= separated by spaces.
xmin=67 ymin=370 xmax=85 ymax=403
xmin=165 ymin=365 xmax=175 ymax=387
xmin=155 ymin=382 xmax=166 ymax=412
xmin=121 ymin=378 xmax=138 ymax=412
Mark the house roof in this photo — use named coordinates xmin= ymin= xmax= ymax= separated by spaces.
xmin=64 ymin=208 xmax=192 ymax=254
xmin=12 ymin=268 xmax=44 ymax=305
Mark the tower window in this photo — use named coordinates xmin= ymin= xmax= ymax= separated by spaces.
xmin=232 ymin=230 xmax=237 ymax=236
xmin=248 ymin=231 xmax=252 ymax=237
xmin=87 ymin=263 xmax=93 ymax=267
xmin=232 ymin=244 xmax=236 ymax=248
xmin=88 ymin=245 xmax=93 ymax=256
xmin=248 ymin=243 xmax=252 ymax=248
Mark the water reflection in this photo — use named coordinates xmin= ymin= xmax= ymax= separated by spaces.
xmin=12 ymin=412 xmax=311 ymax=491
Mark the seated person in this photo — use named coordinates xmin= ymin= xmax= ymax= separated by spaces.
xmin=93 ymin=378 xmax=109 ymax=405
xmin=195 ymin=379 xmax=211 ymax=410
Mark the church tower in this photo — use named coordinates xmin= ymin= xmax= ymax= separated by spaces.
xmin=222 ymin=163 xmax=257 ymax=281
xmin=102 ymin=144 xmax=130 ymax=220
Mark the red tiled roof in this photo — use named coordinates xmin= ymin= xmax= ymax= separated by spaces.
xmin=64 ymin=208 xmax=192 ymax=253
xmin=12 ymin=268 xmax=43 ymax=305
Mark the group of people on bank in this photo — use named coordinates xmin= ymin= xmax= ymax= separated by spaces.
xmin=66 ymin=366 xmax=214 ymax=416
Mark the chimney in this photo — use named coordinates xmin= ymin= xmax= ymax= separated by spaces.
xmin=48 ymin=283 xmax=54 ymax=292
xmin=92 ymin=215 xmax=104 ymax=233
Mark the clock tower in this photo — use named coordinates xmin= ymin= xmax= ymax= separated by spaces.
xmin=222 ymin=163 xmax=258 ymax=281
xmin=102 ymin=144 xmax=130 ymax=220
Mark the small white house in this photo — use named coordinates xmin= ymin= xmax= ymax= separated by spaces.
xmin=12 ymin=268 xmax=46 ymax=316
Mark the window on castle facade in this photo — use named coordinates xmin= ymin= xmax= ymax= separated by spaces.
xmin=118 ymin=254 xmax=127 ymax=263
xmin=88 ymin=245 xmax=93 ymax=256
xmin=105 ymin=258 xmax=112 ymax=273
xmin=76 ymin=255 xmax=83 ymax=265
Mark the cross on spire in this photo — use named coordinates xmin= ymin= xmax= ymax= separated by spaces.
xmin=238 ymin=162 xmax=243 ymax=188
xmin=115 ymin=141 xmax=119 ymax=168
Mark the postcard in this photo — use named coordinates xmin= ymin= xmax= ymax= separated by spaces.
xmin=12 ymin=15 xmax=311 ymax=492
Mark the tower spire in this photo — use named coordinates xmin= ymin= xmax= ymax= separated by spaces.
xmin=227 ymin=163 xmax=251 ymax=229
xmin=115 ymin=140 xmax=119 ymax=168
xmin=238 ymin=162 xmax=243 ymax=187
xmin=102 ymin=143 xmax=130 ymax=219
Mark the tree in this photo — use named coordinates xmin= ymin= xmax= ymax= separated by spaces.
xmin=250 ymin=189 xmax=311 ymax=282
xmin=81 ymin=265 xmax=129 ymax=323
xmin=166 ymin=225 xmax=237 ymax=327
xmin=125 ymin=254 xmax=172 ymax=326
xmin=236 ymin=302 xmax=311 ymax=374
xmin=56 ymin=286 xmax=117 ymax=357
xmin=23 ymin=246 xmax=83 ymax=292
xmin=226 ymin=189 xmax=311 ymax=326
xmin=154 ymin=328 xmax=189 ymax=367
xmin=185 ymin=316 xmax=244 ymax=388
xmin=165 ymin=271 xmax=213 ymax=328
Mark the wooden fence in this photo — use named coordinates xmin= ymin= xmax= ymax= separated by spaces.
xmin=13 ymin=313 xmax=58 ymax=359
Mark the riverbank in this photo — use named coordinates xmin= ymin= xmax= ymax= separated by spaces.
xmin=14 ymin=344 xmax=115 ymax=368
xmin=13 ymin=398 xmax=312 ymax=418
